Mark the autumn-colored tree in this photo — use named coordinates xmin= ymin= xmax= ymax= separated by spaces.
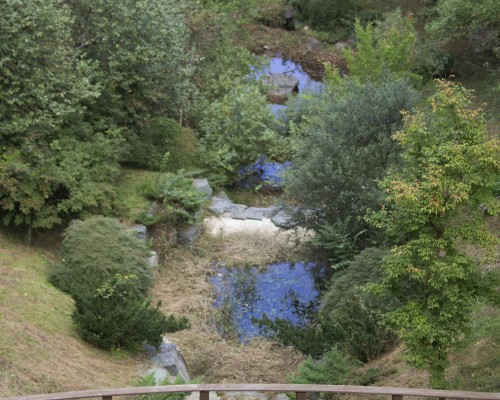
xmin=371 ymin=80 xmax=499 ymax=388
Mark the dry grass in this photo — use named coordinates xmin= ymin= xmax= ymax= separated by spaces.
xmin=151 ymin=228 xmax=307 ymax=383
xmin=0 ymin=232 xmax=147 ymax=397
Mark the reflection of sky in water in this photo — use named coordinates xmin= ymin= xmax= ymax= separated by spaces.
xmin=211 ymin=262 xmax=327 ymax=341
xmin=256 ymin=57 xmax=324 ymax=94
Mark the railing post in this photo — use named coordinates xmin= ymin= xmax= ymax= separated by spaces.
xmin=392 ymin=395 xmax=403 ymax=400
xmin=200 ymin=391 xmax=210 ymax=400
xmin=296 ymin=391 xmax=307 ymax=400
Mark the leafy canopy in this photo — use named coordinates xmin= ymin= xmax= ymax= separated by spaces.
xmin=371 ymin=80 xmax=499 ymax=388
xmin=0 ymin=0 xmax=122 ymax=236
xmin=283 ymin=77 xmax=418 ymax=263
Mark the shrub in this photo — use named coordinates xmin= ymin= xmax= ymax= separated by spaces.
xmin=139 ymin=171 xmax=207 ymax=227
xmin=290 ymin=346 xmax=357 ymax=386
xmin=127 ymin=117 xmax=201 ymax=172
xmin=73 ymin=274 xmax=189 ymax=350
xmin=51 ymin=217 xmax=152 ymax=300
xmin=319 ymin=248 xmax=398 ymax=362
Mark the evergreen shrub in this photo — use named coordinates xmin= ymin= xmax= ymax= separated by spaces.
xmin=319 ymin=248 xmax=398 ymax=362
xmin=51 ymin=217 xmax=152 ymax=300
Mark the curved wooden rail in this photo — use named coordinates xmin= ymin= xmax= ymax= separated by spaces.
xmin=1 ymin=384 xmax=499 ymax=400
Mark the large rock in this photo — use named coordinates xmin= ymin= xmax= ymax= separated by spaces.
xmin=145 ymin=338 xmax=190 ymax=383
xmin=178 ymin=210 xmax=204 ymax=246
xmin=208 ymin=193 xmax=238 ymax=216
xmin=129 ymin=224 xmax=148 ymax=242
xmin=262 ymin=73 xmax=299 ymax=103
xmin=193 ymin=179 xmax=212 ymax=199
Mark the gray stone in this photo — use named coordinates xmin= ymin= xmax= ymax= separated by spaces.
xmin=260 ymin=206 xmax=277 ymax=218
xmin=244 ymin=208 xmax=264 ymax=221
xmin=178 ymin=222 xmax=202 ymax=246
xmin=262 ymin=73 xmax=299 ymax=101
xmin=306 ymin=37 xmax=323 ymax=51
xmin=335 ymin=41 xmax=348 ymax=52
xmin=270 ymin=209 xmax=292 ymax=228
xmin=146 ymin=251 xmax=158 ymax=268
xmin=193 ymin=179 xmax=212 ymax=199
xmin=146 ymin=338 xmax=190 ymax=383
xmin=129 ymin=224 xmax=147 ymax=242
xmin=231 ymin=210 xmax=247 ymax=220
xmin=208 ymin=193 xmax=238 ymax=215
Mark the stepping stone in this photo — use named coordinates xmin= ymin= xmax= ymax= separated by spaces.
xmin=231 ymin=210 xmax=247 ymax=220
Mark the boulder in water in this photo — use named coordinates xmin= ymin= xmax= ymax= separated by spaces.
xmin=262 ymin=73 xmax=299 ymax=103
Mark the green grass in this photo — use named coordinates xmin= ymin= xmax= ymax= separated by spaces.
xmin=0 ymin=231 xmax=146 ymax=396
xmin=114 ymin=168 xmax=158 ymax=224
xmin=447 ymin=304 xmax=500 ymax=392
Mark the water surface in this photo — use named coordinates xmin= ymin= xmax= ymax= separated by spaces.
xmin=211 ymin=261 xmax=328 ymax=341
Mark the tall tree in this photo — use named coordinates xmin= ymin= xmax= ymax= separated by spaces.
xmin=67 ymin=0 xmax=194 ymax=133
xmin=0 ymin=0 xmax=122 ymax=240
xmin=283 ymin=77 xmax=418 ymax=264
xmin=371 ymin=80 xmax=499 ymax=388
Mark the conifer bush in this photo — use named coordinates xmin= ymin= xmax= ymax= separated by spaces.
xmin=51 ymin=216 xmax=189 ymax=350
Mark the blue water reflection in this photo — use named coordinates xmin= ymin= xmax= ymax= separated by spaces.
xmin=211 ymin=261 xmax=327 ymax=341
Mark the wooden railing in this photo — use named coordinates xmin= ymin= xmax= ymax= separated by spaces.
xmin=1 ymin=384 xmax=499 ymax=400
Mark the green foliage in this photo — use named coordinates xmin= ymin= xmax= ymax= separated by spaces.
xmin=0 ymin=0 xmax=122 ymax=237
xmin=370 ymin=80 xmax=499 ymax=388
xmin=73 ymin=273 xmax=189 ymax=350
xmin=296 ymin=0 xmax=357 ymax=31
xmin=283 ymin=77 xmax=418 ymax=257
xmin=255 ymin=315 xmax=328 ymax=358
xmin=127 ymin=117 xmax=201 ymax=172
xmin=52 ymin=216 xmax=189 ymax=350
xmin=51 ymin=217 xmax=152 ymax=299
xmin=139 ymin=171 xmax=207 ymax=226
xmin=67 ymin=0 xmax=194 ymax=135
xmin=199 ymin=80 xmax=278 ymax=182
xmin=186 ymin=4 xmax=256 ymax=126
xmin=290 ymin=347 xmax=357 ymax=386
xmin=425 ymin=0 xmax=500 ymax=60
xmin=342 ymin=11 xmax=419 ymax=83
xmin=319 ymin=248 xmax=398 ymax=362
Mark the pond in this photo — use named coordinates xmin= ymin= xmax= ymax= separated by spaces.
xmin=211 ymin=261 xmax=329 ymax=342
xmin=256 ymin=55 xmax=324 ymax=117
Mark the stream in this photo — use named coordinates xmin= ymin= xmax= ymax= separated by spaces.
xmin=210 ymin=56 xmax=327 ymax=342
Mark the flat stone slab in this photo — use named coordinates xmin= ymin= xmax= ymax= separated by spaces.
xmin=231 ymin=210 xmax=247 ymax=220
xmin=262 ymin=73 xmax=299 ymax=100
xmin=244 ymin=208 xmax=264 ymax=221
xmin=208 ymin=197 xmax=237 ymax=215
xmin=270 ymin=209 xmax=293 ymax=228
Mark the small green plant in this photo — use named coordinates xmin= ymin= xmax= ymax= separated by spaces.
xmin=139 ymin=171 xmax=207 ymax=227
xmin=50 ymin=217 xmax=153 ymax=299
xmin=290 ymin=346 xmax=357 ymax=386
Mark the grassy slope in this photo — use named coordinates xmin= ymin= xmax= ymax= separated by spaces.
xmin=0 ymin=231 xmax=146 ymax=397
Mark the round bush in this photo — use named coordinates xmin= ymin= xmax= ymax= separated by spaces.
xmin=51 ymin=216 xmax=152 ymax=301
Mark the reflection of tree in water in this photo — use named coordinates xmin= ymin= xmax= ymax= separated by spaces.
xmin=230 ymin=263 xmax=261 ymax=310
xmin=282 ymin=288 xmax=319 ymax=323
